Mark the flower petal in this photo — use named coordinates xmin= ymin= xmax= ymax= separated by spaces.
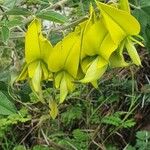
xmin=16 ymin=64 xmax=28 ymax=81
xmin=81 ymin=56 xmax=108 ymax=83
xmin=31 ymin=61 xmax=42 ymax=92
xmin=25 ymin=19 xmax=41 ymax=64
xmin=60 ymin=73 xmax=68 ymax=103
xmin=39 ymin=33 xmax=53 ymax=64
xmin=125 ymin=38 xmax=141 ymax=66
xmin=97 ymin=2 xmax=140 ymax=43
xmin=49 ymin=100 xmax=58 ymax=119
xmin=109 ymin=40 xmax=129 ymax=67
xmin=48 ymin=32 xmax=80 ymax=78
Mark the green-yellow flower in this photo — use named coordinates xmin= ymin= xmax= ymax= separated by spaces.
xmin=17 ymin=18 xmax=53 ymax=93
xmin=80 ymin=1 xmax=142 ymax=85
xmin=80 ymin=6 xmax=117 ymax=86
xmin=48 ymin=31 xmax=81 ymax=103
xmin=107 ymin=0 xmax=143 ymax=67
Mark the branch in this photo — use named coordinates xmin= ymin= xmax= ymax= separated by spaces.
xmin=52 ymin=15 xmax=89 ymax=32
xmin=50 ymin=0 xmax=68 ymax=9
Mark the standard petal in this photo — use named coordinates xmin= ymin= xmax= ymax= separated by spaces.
xmin=81 ymin=18 xmax=118 ymax=61
xmin=99 ymin=33 xmax=118 ymax=60
xmin=48 ymin=32 xmax=80 ymax=78
xmin=39 ymin=33 xmax=53 ymax=64
xmin=25 ymin=19 xmax=41 ymax=64
xmin=97 ymin=2 xmax=140 ymax=43
xmin=82 ymin=20 xmax=108 ymax=57
xmin=64 ymin=35 xmax=81 ymax=77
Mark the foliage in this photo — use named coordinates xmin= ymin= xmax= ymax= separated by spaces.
xmin=61 ymin=103 xmax=83 ymax=126
xmin=0 ymin=107 xmax=31 ymax=142
xmin=59 ymin=129 xmax=90 ymax=150
xmin=127 ymin=131 xmax=150 ymax=150
xmin=0 ymin=91 xmax=16 ymax=115
xmin=101 ymin=112 xmax=136 ymax=128
xmin=132 ymin=0 xmax=150 ymax=50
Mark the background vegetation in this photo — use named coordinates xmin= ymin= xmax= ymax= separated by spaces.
xmin=0 ymin=0 xmax=150 ymax=149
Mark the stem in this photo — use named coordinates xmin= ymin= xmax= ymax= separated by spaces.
xmin=129 ymin=3 xmax=140 ymax=10
xmin=52 ymin=15 xmax=88 ymax=32
xmin=40 ymin=0 xmax=68 ymax=12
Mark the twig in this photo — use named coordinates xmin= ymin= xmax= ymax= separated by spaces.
xmin=52 ymin=15 xmax=88 ymax=32
xmin=92 ymin=140 xmax=106 ymax=150
xmin=0 ymin=15 xmax=89 ymax=40
xmin=129 ymin=3 xmax=140 ymax=10
xmin=50 ymin=0 xmax=68 ymax=9
xmin=40 ymin=130 xmax=68 ymax=150
xmin=19 ymin=123 xmax=38 ymax=144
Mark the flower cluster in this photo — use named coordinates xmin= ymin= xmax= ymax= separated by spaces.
xmin=17 ymin=0 xmax=143 ymax=104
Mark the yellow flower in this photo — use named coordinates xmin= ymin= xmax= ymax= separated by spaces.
xmin=80 ymin=1 xmax=142 ymax=85
xmin=80 ymin=5 xmax=117 ymax=86
xmin=108 ymin=0 xmax=143 ymax=67
xmin=48 ymin=31 xmax=81 ymax=103
xmin=17 ymin=18 xmax=53 ymax=93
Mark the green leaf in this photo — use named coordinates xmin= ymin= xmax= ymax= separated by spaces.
xmin=7 ymin=19 xmax=22 ymax=28
xmin=36 ymin=10 xmax=68 ymax=23
xmin=13 ymin=145 xmax=26 ymax=150
xmin=138 ymin=0 xmax=150 ymax=15
xmin=73 ymin=129 xmax=89 ymax=142
xmin=102 ymin=115 xmax=122 ymax=126
xmin=144 ymin=24 xmax=150 ymax=50
xmin=32 ymin=145 xmax=49 ymax=150
xmin=1 ymin=25 xmax=9 ymax=44
xmin=6 ymin=7 xmax=31 ymax=16
xmin=3 ymin=0 xmax=23 ymax=9
xmin=123 ymin=119 xmax=136 ymax=128
xmin=0 ymin=81 xmax=7 ymax=91
xmin=61 ymin=105 xmax=82 ymax=125
xmin=0 ymin=91 xmax=16 ymax=115
xmin=136 ymin=131 xmax=150 ymax=141
xmin=132 ymin=0 xmax=150 ymax=50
